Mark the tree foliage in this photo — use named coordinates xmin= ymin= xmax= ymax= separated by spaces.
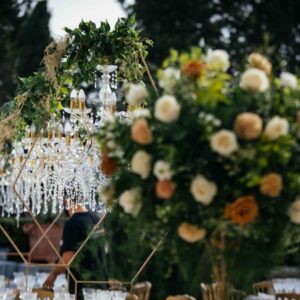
xmin=0 ymin=0 xmax=51 ymax=105
xmin=119 ymin=0 xmax=300 ymax=71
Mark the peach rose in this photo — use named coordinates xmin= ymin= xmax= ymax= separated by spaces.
xmin=182 ymin=59 xmax=206 ymax=79
xmin=156 ymin=180 xmax=175 ymax=199
xmin=178 ymin=223 xmax=206 ymax=243
xmin=131 ymin=118 xmax=153 ymax=145
xmin=260 ymin=173 xmax=283 ymax=197
xmin=234 ymin=112 xmax=263 ymax=140
xmin=248 ymin=53 xmax=272 ymax=76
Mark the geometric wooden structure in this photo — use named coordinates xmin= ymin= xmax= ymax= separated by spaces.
xmin=0 ymin=134 xmax=163 ymax=299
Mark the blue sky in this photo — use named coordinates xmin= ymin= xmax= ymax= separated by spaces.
xmin=48 ymin=0 xmax=126 ymax=37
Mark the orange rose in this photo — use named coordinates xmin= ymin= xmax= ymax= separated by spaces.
xmin=260 ymin=173 xmax=283 ymax=197
xmin=181 ymin=59 xmax=206 ymax=79
xmin=224 ymin=196 xmax=259 ymax=226
xmin=131 ymin=118 xmax=153 ymax=145
xmin=156 ymin=180 xmax=175 ymax=199
xmin=101 ymin=150 xmax=118 ymax=176
xmin=248 ymin=53 xmax=272 ymax=76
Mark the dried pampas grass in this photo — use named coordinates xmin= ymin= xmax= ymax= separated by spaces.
xmin=43 ymin=38 xmax=68 ymax=89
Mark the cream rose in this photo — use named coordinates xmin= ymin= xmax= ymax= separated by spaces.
xmin=154 ymin=95 xmax=181 ymax=123
xmin=240 ymin=68 xmax=269 ymax=92
xmin=131 ymin=150 xmax=152 ymax=179
xmin=210 ymin=130 xmax=238 ymax=156
xmin=248 ymin=53 xmax=272 ymax=75
xmin=153 ymin=160 xmax=173 ymax=180
xmin=119 ymin=188 xmax=142 ymax=217
xmin=131 ymin=108 xmax=151 ymax=120
xmin=289 ymin=199 xmax=300 ymax=224
xmin=178 ymin=223 xmax=206 ymax=243
xmin=126 ymin=83 xmax=148 ymax=106
xmin=159 ymin=67 xmax=180 ymax=92
xmin=280 ymin=72 xmax=298 ymax=89
xmin=206 ymin=49 xmax=230 ymax=72
xmin=190 ymin=175 xmax=217 ymax=205
xmin=264 ymin=116 xmax=289 ymax=140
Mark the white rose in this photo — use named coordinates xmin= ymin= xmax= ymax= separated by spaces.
xmin=131 ymin=108 xmax=151 ymax=120
xmin=106 ymin=140 xmax=117 ymax=150
xmin=280 ymin=72 xmax=298 ymax=89
xmin=190 ymin=175 xmax=217 ymax=205
xmin=210 ymin=130 xmax=239 ymax=156
xmin=289 ymin=199 xmax=300 ymax=224
xmin=153 ymin=160 xmax=173 ymax=180
xmin=264 ymin=116 xmax=289 ymax=140
xmin=240 ymin=68 xmax=270 ymax=92
xmin=126 ymin=83 xmax=148 ymax=106
xmin=206 ymin=49 xmax=230 ymax=72
xmin=119 ymin=188 xmax=142 ymax=217
xmin=131 ymin=150 xmax=152 ymax=179
xmin=154 ymin=95 xmax=181 ymax=123
xmin=159 ymin=67 xmax=180 ymax=92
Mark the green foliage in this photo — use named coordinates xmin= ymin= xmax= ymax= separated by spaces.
xmin=15 ymin=1 xmax=51 ymax=77
xmin=59 ymin=16 xmax=152 ymax=88
xmin=105 ymin=209 xmax=212 ymax=299
xmin=16 ymin=71 xmax=55 ymax=129
xmin=0 ymin=0 xmax=51 ymax=105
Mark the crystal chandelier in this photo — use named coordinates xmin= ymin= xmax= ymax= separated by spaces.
xmin=0 ymin=65 xmax=123 ymax=220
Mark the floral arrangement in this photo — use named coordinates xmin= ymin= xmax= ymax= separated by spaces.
xmin=98 ymin=48 xmax=300 ymax=288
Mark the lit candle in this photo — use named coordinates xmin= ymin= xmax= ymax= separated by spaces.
xmin=58 ymin=124 xmax=63 ymax=140
xmin=25 ymin=126 xmax=31 ymax=138
xmin=16 ymin=145 xmax=24 ymax=163
xmin=30 ymin=124 xmax=36 ymax=139
xmin=70 ymin=89 xmax=78 ymax=110
xmin=47 ymin=122 xmax=55 ymax=140
xmin=64 ymin=122 xmax=72 ymax=145
xmin=109 ymin=92 xmax=117 ymax=113
xmin=78 ymin=89 xmax=86 ymax=111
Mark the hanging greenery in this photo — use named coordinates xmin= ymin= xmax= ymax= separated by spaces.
xmin=44 ymin=15 xmax=152 ymax=89
xmin=0 ymin=16 xmax=152 ymax=154
xmin=0 ymin=71 xmax=57 ymax=153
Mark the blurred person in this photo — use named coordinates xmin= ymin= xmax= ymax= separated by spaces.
xmin=43 ymin=198 xmax=107 ymax=299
